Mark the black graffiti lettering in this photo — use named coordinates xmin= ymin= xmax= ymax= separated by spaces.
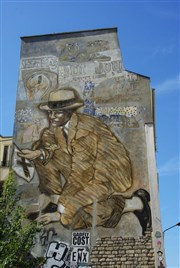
xmin=44 ymin=241 xmax=70 ymax=268
xmin=81 ymin=236 xmax=85 ymax=245
xmin=72 ymin=236 xmax=89 ymax=246
xmin=72 ymin=252 xmax=76 ymax=262
xmin=77 ymin=248 xmax=84 ymax=262
xmin=40 ymin=228 xmax=57 ymax=246
xmin=46 ymin=242 xmax=68 ymax=261
xmin=82 ymin=252 xmax=88 ymax=262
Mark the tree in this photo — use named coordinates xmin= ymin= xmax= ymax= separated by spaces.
xmin=0 ymin=171 xmax=44 ymax=268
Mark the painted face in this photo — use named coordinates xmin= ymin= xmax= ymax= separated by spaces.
xmin=48 ymin=110 xmax=72 ymax=127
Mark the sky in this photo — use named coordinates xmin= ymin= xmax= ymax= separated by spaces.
xmin=0 ymin=1 xmax=179 ymax=267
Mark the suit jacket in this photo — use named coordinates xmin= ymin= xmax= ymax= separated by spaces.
xmin=33 ymin=113 xmax=133 ymax=204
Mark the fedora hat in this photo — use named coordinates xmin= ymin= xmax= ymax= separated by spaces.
xmin=39 ymin=87 xmax=84 ymax=111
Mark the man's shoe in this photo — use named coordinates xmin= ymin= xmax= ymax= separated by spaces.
xmin=133 ymin=188 xmax=152 ymax=235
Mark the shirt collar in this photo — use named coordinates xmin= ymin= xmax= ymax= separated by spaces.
xmin=61 ymin=120 xmax=70 ymax=135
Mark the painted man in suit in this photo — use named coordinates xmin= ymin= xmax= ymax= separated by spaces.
xmin=19 ymin=87 xmax=151 ymax=234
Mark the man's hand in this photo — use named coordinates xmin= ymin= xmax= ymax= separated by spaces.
xmin=18 ymin=149 xmax=42 ymax=160
xmin=37 ymin=212 xmax=61 ymax=225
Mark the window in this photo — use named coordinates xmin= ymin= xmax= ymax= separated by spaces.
xmin=2 ymin=146 xmax=9 ymax=167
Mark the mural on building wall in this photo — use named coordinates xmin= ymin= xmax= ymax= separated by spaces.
xmin=12 ymin=28 xmax=154 ymax=266
xmin=15 ymin=87 xmax=151 ymax=233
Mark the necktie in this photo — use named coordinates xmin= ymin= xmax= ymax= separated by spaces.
xmin=56 ymin=127 xmax=68 ymax=152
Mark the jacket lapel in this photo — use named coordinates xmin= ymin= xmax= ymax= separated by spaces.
xmin=67 ymin=113 xmax=78 ymax=154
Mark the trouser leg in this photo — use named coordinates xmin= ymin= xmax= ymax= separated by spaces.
xmin=60 ymin=181 xmax=125 ymax=229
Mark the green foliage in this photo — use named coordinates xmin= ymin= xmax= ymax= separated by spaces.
xmin=0 ymin=171 xmax=44 ymax=268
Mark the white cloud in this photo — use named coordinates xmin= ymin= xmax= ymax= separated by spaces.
xmin=158 ymin=157 xmax=180 ymax=177
xmin=151 ymin=44 xmax=175 ymax=57
xmin=154 ymin=75 xmax=180 ymax=94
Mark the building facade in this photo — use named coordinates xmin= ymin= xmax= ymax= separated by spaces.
xmin=0 ymin=135 xmax=12 ymax=191
xmin=11 ymin=28 xmax=166 ymax=267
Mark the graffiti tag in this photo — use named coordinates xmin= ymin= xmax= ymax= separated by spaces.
xmin=43 ymin=241 xmax=69 ymax=268
xmin=71 ymin=232 xmax=90 ymax=265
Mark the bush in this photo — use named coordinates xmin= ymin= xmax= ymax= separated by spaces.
xmin=0 ymin=171 xmax=44 ymax=268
